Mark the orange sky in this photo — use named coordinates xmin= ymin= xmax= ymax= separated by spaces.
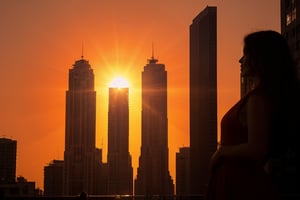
xmin=0 ymin=0 xmax=280 ymax=189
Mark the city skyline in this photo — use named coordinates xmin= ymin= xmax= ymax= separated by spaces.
xmin=0 ymin=0 xmax=280 ymax=189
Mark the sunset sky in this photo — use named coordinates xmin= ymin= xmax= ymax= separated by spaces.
xmin=0 ymin=0 xmax=280 ymax=189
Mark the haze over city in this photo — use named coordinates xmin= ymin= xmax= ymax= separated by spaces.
xmin=0 ymin=0 xmax=280 ymax=189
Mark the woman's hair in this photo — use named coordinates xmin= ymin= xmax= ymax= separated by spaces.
xmin=245 ymin=31 xmax=300 ymax=185
xmin=243 ymin=30 xmax=297 ymax=96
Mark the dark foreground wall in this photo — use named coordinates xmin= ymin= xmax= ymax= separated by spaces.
xmin=2 ymin=194 xmax=300 ymax=200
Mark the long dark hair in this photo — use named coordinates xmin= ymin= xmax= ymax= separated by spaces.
xmin=244 ymin=30 xmax=298 ymax=97
xmin=244 ymin=30 xmax=300 ymax=192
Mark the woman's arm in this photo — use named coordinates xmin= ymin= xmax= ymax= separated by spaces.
xmin=210 ymin=94 xmax=271 ymax=169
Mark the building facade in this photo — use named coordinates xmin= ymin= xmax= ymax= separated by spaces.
xmin=275 ymin=0 xmax=300 ymax=195
xmin=189 ymin=6 xmax=217 ymax=195
xmin=176 ymin=147 xmax=190 ymax=196
xmin=44 ymin=160 xmax=64 ymax=196
xmin=281 ymin=0 xmax=300 ymax=78
xmin=135 ymin=56 xmax=174 ymax=196
xmin=0 ymin=138 xmax=17 ymax=184
xmin=94 ymin=148 xmax=108 ymax=195
xmin=107 ymin=87 xmax=133 ymax=195
xmin=63 ymin=57 xmax=97 ymax=195
xmin=0 ymin=177 xmax=35 ymax=198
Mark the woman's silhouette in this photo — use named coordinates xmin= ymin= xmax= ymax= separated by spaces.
xmin=206 ymin=30 xmax=299 ymax=200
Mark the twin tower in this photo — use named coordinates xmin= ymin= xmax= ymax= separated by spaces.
xmin=63 ymin=55 xmax=174 ymax=195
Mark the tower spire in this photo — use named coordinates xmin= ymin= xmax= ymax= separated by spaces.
xmin=148 ymin=42 xmax=158 ymax=64
xmin=81 ymin=42 xmax=84 ymax=60
xmin=152 ymin=42 xmax=154 ymax=60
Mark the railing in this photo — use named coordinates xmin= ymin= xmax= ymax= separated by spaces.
xmin=0 ymin=195 xmax=204 ymax=200
xmin=1 ymin=194 xmax=300 ymax=200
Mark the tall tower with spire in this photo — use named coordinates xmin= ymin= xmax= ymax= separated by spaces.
xmin=63 ymin=56 xmax=96 ymax=195
xmin=135 ymin=52 xmax=174 ymax=196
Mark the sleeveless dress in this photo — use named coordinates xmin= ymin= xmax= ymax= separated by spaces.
xmin=205 ymin=88 xmax=279 ymax=200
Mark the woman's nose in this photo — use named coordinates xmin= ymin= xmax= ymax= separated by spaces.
xmin=239 ymin=56 xmax=243 ymax=64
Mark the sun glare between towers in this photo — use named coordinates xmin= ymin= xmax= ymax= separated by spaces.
xmin=109 ymin=77 xmax=130 ymax=89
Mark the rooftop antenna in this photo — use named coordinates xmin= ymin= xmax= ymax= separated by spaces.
xmin=148 ymin=42 xmax=158 ymax=64
xmin=81 ymin=42 xmax=84 ymax=60
xmin=152 ymin=42 xmax=154 ymax=60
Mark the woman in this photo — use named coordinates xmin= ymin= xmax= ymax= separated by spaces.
xmin=205 ymin=30 xmax=299 ymax=200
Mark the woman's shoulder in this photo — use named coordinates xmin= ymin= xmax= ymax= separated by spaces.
xmin=245 ymin=87 xmax=272 ymax=112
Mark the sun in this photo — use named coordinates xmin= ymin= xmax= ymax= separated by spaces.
xmin=109 ymin=77 xmax=130 ymax=88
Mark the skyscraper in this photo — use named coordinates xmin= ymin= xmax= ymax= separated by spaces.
xmin=176 ymin=147 xmax=190 ymax=196
xmin=107 ymin=87 xmax=133 ymax=195
xmin=63 ymin=56 xmax=96 ymax=195
xmin=135 ymin=56 xmax=174 ymax=196
xmin=189 ymin=6 xmax=217 ymax=195
xmin=44 ymin=160 xmax=64 ymax=196
xmin=274 ymin=0 xmax=300 ymax=195
xmin=281 ymin=0 xmax=300 ymax=78
xmin=94 ymin=148 xmax=108 ymax=195
xmin=0 ymin=138 xmax=17 ymax=184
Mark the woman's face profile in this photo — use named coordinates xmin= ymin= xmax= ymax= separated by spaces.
xmin=239 ymin=53 xmax=253 ymax=77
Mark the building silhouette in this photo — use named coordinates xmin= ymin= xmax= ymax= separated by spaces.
xmin=107 ymin=87 xmax=133 ymax=195
xmin=63 ymin=57 xmax=97 ymax=195
xmin=135 ymin=56 xmax=174 ymax=196
xmin=274 ymin=0 xmax=300 ymax=196
xmin=176 ymin=147 xmax=190 ymax=196
xmin=0 ymin=176 xmax=35 ymax=197
xmin=0 ymin=138 xmax=36 ymax=197
xmin=281 ymin=0 xmax=300 ymax=77
xmin=189 ymin=6 xmax=217 ymax=195
xmin=94 ymin=148 xmax=108 ymax=195
xmin=0 ymin=138 xmax=16 ymax=184
xmin=44 ymin=160 xmax=64 ymax=196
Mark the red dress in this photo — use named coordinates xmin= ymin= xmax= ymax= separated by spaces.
xmin=205 ymin=89 xmax=279 ymax=200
